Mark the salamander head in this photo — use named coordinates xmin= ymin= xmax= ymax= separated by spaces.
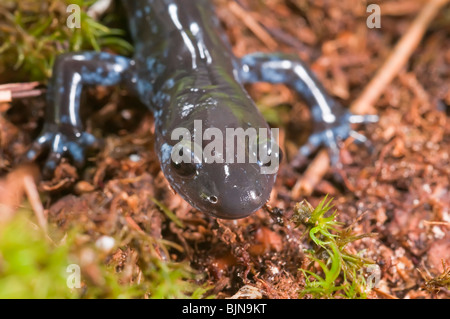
xmin=155 ymin=93 xmax=281 ymax=219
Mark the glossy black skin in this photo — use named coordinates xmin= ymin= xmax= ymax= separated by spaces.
xmin=27 ymin=0 xmax=376 ymax=219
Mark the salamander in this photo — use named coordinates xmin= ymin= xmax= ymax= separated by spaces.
xmin=26 ymin=0 xmax=377 ymax=219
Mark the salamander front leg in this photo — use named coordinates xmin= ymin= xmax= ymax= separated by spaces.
xmin=239 ymin=53 xmax=378 ymax=167
xmin=26 ymin=51 xmax=137 ymax=176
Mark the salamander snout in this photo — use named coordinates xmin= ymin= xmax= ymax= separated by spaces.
xmin=197 ymin=163 xmax=276 ymax=219
xmin=160 ymin=138 xmax=281 ymax=219
xmin=161 ymin=148 xmax=278 ymax=219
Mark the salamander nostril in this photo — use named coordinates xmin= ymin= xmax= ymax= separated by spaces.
xmin=209 ymin=195 xmax=218 ymax=204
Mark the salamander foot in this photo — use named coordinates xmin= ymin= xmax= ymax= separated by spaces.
xmin=25 ymin=124 xmax=101 ymax=177
xmin=292 ymin=111 xmax=378 ymax=168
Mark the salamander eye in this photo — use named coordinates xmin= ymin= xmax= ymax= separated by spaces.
xmin=262 ymin=149 xmax=283 ymax=167
xmin=257 ymin=140 xmax=283 ymax=168
xmin=171 ymin=160 xmax=198 ymax=177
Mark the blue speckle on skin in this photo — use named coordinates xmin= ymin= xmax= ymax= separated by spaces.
xmin=137 ymin=80 xmax=153 ymax=100
xmin=98 ymin=52 xmax=111 ymax=60
xmin=161 ymin=143 xmax=172 ymax=164
xmin=165 ymin=78 xmax=175 ymax=89
xmin=154 ymin=109 xmax=162 ymax=119
xmin=146 ymin=58 xmax=155 ymax=70
xmin=26 ymin=149 xmax=36 ymax=160
xmin=80 ymin=132 xmax=97 ymax=146
xmin=155 ymin=62 xmax=166 ymax=75
xmin=60 ymin=115 xmax=70 ymax=124
xmin=294 ymin=81 xmax=310 ymax=97
xmin=261 ymin=66 xmax=286 ymax=83
xmin=80 ymin=64 xmax=121 ymax=86
xmin=68 ymin=142 xmax=84 ymax=163
xmin=114 ymin=55 xmax=132 ymax=70
xmin=45 ymin=160 xmax=56 ymax=170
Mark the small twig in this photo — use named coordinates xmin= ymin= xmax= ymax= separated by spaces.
xmin=87 ymin=0 xmax=112 ymax=19
xmin=350 ymin=0 xmax=449 ymax=114
xmin=372 ymin=287 xmax=399 ymax=299
xmin=423 ymin=220 xmax=450 ymax=227
xmin=10 ymin=89 xmax=43 ymax=99
xmin=125 ymin=215 xmax=146 ymax=235
xmin=291 ymin=149 xmax=330 ymax=198
xmin=0 ymin=82 xmax=39 ymax=91
xmin=0 ymin=164 xmax=40 ymax=224
xmin=228 ymin=1 xmax=278 ymax=50
xmin=0 ymin=82 xmax=42 ymax=102
xmin=23 ymin=174 xmax=47 ymax=232
xmin=379 ymin=1 xmax=423 ymax=16
xmin=0 ymin=90 xmax=12 ymax=103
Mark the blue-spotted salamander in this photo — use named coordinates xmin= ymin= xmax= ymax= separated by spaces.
xmin=26 ymin=0 xmax=377 ymax=219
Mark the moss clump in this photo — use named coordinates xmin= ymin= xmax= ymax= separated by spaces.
xmin=0 ymin=213 xmax=77 ymax=298
xmin=0 ymin=0 xmax=132 ymax=82
xmin=292 ymin=196 xmax=378 ymax=299
xmin=418 ymin=260 xmax=450 ymax=295
xmin=0 ymin=206 xmax=210 ymax=299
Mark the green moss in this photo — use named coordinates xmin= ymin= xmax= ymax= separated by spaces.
xmin=151 ymin=197 xmax=185 ymax=229
xmin=419 ymin=260 xmax=450 ymax=294
xmin=293 ymin=196 xmax=377 ymax=299
xmin=0 ymin=206 xmax=211 ymax=299
xmin=0 ymin=213 xmax=76 ymax=298
xmin=0 ymin=0 xmax=132 ymax=82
